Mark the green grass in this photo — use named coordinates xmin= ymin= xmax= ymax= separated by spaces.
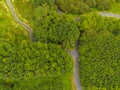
xmin=13 ymin=0 xmax=34 ymax=26
xmin=109 ymin=2 xmax=120 ymax=14
xmin=0 ymin=0 xmax=30 ymax=42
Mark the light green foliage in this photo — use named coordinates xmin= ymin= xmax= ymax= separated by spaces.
xmin=79 ymin=13 xmax=120 ymax=32
xmin=0 ymin=0 xmax=29 ymax=43
xmin=109 ymin=2 xmax=120 ymax=14
xmin=79 ymin=34 xmax=120 ymax=89
xmin=79 ymin=13 xmax=120 ymax=89
xmin=13 ymin=0 xmax=34 ymax=24
xmin=0 ymin=41 xmax=73 ymax=89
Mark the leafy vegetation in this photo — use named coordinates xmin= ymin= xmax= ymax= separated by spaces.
xmin=109 ymin=2 xmax=120 ymax=14
xmin=32 ymin=4 xmax=79 ymax=49
xmin=55 ymin=0 xmax=117 ymax=14
xmin=2 ymin=0 xmax=120 ymax=89
xmin=0 ymin=0 xmax=29 ymax=43
xmin=0 ymin=0 xmax=74 ymax=89
xmin=55 ymin=0 xmax=89 ymax=14
xmin=79 ymin=13 xmax=120 ymax=89
xmin=0 ymin=41 xmax=73 ymax=89
xmin=14 ymin=1 xmax=80 ymax=49
xmin=32 ymin=0 xmax=55 ymax=7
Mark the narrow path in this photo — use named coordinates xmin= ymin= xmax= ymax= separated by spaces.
xmin=6 ymin=0 xmax=35 ymax=42
xmin=99 ymin=12 xmax=120 ymax=18
xmin=67 ymin=41 xmax=82 ymax=90
xmin=57 ymin=8 xmax=82 ymax=90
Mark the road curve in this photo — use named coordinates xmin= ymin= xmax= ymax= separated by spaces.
xmin=6 ymin=0 xmax=35 ymax=42
xmin=57 ymin=8 xmax=82 ymax=90
xmin=67 ymin=41 xmax=82 ymax=90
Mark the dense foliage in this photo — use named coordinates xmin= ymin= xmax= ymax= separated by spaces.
xmin=5 ymin=0 xmax=77 ymax=89
xmin=83 ymin=0 xmax=115 ymax=10
xmin=5 ymin=0 xmax=120 ymax=89
xmin=0 ymin=41 xmax=73 ymax=89
xmin=32 ymin=0 xmax=55 ymax=7
xmin=79 ymin=13 xmax=120 ymax=89
xmin=55 ymin=0 xmax=89 ymax=14
xmin=32 ymin=4 xmax=80 ymax=49
xmin=55 ymin=0 xmax=119 ymax=14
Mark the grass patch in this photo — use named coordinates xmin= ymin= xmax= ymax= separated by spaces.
xmin=0 ymin=0 xmax=30 ymax=42
xmin=109 ymin=2 xmax=120 ymax=14
xmin=12 ymin=0 xmax=33 ymax=26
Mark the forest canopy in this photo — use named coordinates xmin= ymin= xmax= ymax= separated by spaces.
xmin=32 ymin=4 xmax=80 ymax=49
xmin=2 ymin=0 xmax=120 ymax=89
xmin=79 ymin=13 xmax=120 ymax=89
xmin=0 ymin=41 xmax=73 ymax=89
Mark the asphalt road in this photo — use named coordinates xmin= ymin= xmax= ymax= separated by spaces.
xmin=67 ymin=41 xmax=82 ymax=90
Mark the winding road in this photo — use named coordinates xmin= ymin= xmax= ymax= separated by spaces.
xmin=67 ymin=41 xmax=82 ymax=90
xmin=6 ymin=0 xmax=120 ymax=90
xmin=6 ymin=0 xmax=35 ymax=42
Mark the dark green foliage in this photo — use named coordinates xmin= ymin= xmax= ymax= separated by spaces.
xmin=83 ymin=0 xmax=97 ymax=7
xmin=96 ymin=0 xmax=113 ymax=10
xmin=32 ymin=0 xmax=57 ymax=11
xmin=83 ymin=0 xmax=115 ymax=10
xmin=55 ymin=0 xmax=116 ymax=14
xmin=55 ymin=0 xmax=89 ymax=14
xmin=32 ymin=5 xmax=80 ymax=49
xmin=116 ymin=0 xmax=120 ymax=2
xmin=0 ymin=41 xmax=73 ymax=89
xmin=0 ymin=77 xmax=71 ymax=90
